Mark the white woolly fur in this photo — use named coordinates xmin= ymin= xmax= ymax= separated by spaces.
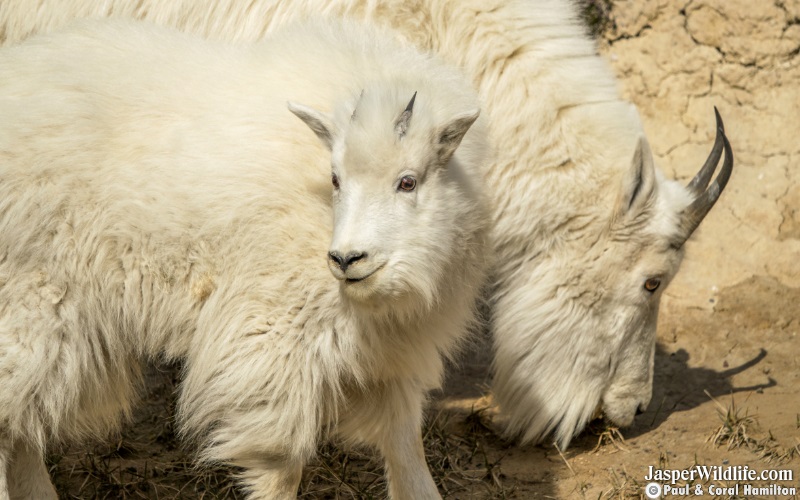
xmin=0 ymin=0 xmax=728 ymax=453
xmin=0 ymin=19 xmax=488 ymax=499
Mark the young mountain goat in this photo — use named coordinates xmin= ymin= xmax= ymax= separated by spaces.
xmin=0 ymin=20 xmax=487 ymax=499
xmin=0 ymin=0 xmax=734 ymax=448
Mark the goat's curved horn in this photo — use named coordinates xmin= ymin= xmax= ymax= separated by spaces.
xmin=686 ymin=107 xmax=725 ymax=196
xmin=676 ymin=108 xmax=734 ymax=245
xmin=395 ymin=91 xmax=417 ymax=137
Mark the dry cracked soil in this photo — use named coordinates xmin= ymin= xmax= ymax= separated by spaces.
xmin=44 ymin=1 xmax=799 ymax=498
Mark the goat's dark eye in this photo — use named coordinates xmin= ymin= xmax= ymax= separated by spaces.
xmin=332 ymin=173 xmax=340 ymax=189
xmin=644 ymin=278 xmax=661 ymax=293
xmin=398 ymin=176 xmax=416 ymax=192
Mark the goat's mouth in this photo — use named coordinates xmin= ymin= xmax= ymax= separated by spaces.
xmin=343 ymin=264 xmax=385 ymax=284
xmin=597 ymin=399 xmax=648 ymax=429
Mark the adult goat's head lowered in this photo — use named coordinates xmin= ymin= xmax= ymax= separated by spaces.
xmin=493 ymin=109 xmax=733 ymax=447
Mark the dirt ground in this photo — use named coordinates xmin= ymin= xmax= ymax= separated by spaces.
xmin=47 ymin=1 xmax=799 ymax=498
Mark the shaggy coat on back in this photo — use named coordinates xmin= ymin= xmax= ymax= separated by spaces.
xmin=0 ymin=20 xmax=487 ymax=499
xmin=0 ymin=0 xmax=734 ymax=454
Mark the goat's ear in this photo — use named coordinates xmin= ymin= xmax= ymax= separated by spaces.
xmin=288 ymin=101 xmax=336 ymax=151
xmin=619 ymin=136 xmax=656 ymax=217
xmin=436 ymin=109 xmax=480 ymax=164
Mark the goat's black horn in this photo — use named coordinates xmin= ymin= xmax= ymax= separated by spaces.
xmin=395 ymin=91 xmax=417 ymax=137
xmin=404 ymin=91 xmax=417 ymax=114
xmin=675 ymin=108 xmax=734 ymax=246
xmin=686 ymin=107 xmax=724 ymax=196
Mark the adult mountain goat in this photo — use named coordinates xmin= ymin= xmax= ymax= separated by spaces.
xmin=0 ymin=0 xmax=734 ymax=447
xmin=0 ymin=20 xmax=487 ymax=499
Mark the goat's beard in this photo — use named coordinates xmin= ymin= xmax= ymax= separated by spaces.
xmin=339 ymin=260 xmax=444 ymax=322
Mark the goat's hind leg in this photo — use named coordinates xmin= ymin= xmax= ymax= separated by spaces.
xmin=0 ymin=440 xmax=51 ymax=500
xmin=0 ymin=441 xmax=9 ymax=500
xmin=0 ymin=434 xmax=56 ymax=500
xmin=7 ymin=441 xmax=57 ymax=500
xmin=238 ymin=460 xmax=304 ymax=500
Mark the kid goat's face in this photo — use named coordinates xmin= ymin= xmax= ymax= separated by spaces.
xmin=288 ymin=89 xmax=479 ymax=305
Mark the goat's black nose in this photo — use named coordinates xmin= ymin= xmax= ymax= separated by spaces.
xmin=328 ymin=251 xmax=344 ymax=268
xmin=636 ymin=406 xmax=646 ymax=416
xmin=328 ymin=251 xmax=366 ymax=271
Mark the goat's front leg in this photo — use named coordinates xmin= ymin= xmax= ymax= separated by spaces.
xmin=380 ymin=417 xmax=440 ymax=500
xmin=340 ymin=381 xmax=441 ymax=500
